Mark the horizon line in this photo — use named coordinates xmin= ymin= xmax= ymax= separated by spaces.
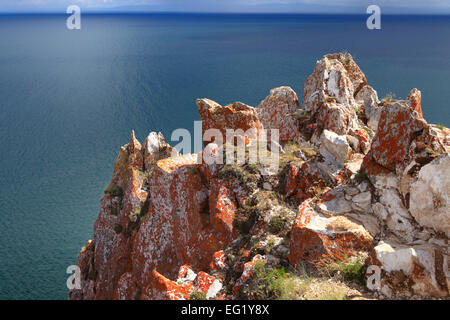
xmin=1 ymin=11 xmax=450 ymax=16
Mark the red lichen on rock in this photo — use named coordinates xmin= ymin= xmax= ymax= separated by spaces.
xmin=256 ymin=86 xmax=302 ymax=143
xmin=289 ymin=198 xmax=373 ymax=266
xmin=407 ymin=88 xmax=423 ymax=119
xmin=363 ymin=101 xmax=444 ymax=174
xmin=142 ymin=270 xmax=191 ymax=300
xmin=196 ymin=99 xmax=262 ymax=145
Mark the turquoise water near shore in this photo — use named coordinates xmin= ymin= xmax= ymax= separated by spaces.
xmin=0 ymin=13 xmax=449 ymax=299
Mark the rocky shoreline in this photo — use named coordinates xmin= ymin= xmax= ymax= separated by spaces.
xmin=69 ymin=53 xmax=449 ymax=300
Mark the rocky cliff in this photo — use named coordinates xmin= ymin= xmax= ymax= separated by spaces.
xmin=69 ymin=53 xmax=449 ymax=300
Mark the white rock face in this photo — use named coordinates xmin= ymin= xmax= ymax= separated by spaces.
xmin=144 ymin=132 xmax=176 ymax=169
xmin=355 ymin=85 xmax=381 ymax=132
xmin=317 ymin=188 xmax=352 ymax=215
xmin=374 ymin=242 xmax=415 ymax=274
xmin=372 ymin=202 xmax=389 ymax=220
xmin=410 ymin=154 xmax=450 ymax=237
xmin=373 ymin=242 xmax=450 ymax=297
xmin=206 ymin=279 xmax=223 ymax=299
xmin=320 ymin=129 xmax=351 ymax=165
xmin=379 ymin=188 xmax=414 ymax=242
xmin=352 ymin=191 xmax=372 ymax=212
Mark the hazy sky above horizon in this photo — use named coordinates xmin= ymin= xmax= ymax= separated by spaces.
xmin=1 ymin=0 xmax=450 ymax=14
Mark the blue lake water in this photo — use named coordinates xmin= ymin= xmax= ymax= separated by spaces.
xmin=0 ymin=13 xmax=449 ymax=299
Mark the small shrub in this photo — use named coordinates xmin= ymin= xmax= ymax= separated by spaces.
xmin=355 ymin=107 xmax=364 ymax=119
xmin=190 ymin=290 xmax=206 ymax=300
xmin=317 ymin=124 xmax=324 ymax=135
xmin=110 ymin=205 xmax=119 ymax=216
xmin=437 ymin=124 xmax=446 ymax=130
xmin=113 ymin=224 xmax=123 ymax=234
xmin=321 ymin=257 xmax=367 ymax=286
xmin=244 ymin=261 xmax=288 ymax=299
xmin=315 ymin=287 xmax=348 ymax=300
xmin=269 ymin=217 xmax=286 ymax=234
xmin=354 ymin=170 xmax=368 ymax=184
xmin=362 ymin=126 xmax=374 ymax=138
xmin=218 ymin=165 xmax=257 ymax=191
xmin=381 ymin=92 xmax=395 ymax=103
xmin=104 ymin=185 xmax=124 ymax=197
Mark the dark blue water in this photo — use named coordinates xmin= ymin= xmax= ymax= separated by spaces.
xmin=0 ymin=13 xmax=449 ymax=300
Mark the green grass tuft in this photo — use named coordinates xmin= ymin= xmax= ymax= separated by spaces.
xmin=354 ymin=170 xmax=368 ymax=184
xmin=320 ymin=257 xmax=367 ymax=286
xmin=381 ymin=92 xmax=395 ymax=103
xmin=362 ymin=126 xmax=374 ymax=138
xmin=104 ymin=185 xmax=124 ymax=197
xmin=190 ymin=290 xmax=207 ymax=300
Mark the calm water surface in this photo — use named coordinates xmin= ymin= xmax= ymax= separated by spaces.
xmin=0 ymin=13 xmax=449 ymax=299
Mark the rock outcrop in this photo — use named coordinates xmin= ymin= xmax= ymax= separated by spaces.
xmin=70 ymin=53 xmax=449 ymax=300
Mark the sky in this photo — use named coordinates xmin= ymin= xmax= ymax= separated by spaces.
xmin=1 ymin=0 xmax=450 ymax=14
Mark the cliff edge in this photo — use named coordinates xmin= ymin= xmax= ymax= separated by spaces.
xmin=69 ymin=53 xmax=449 ymax=300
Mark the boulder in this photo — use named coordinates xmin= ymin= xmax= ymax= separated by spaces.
xmin=367 ymin=241 xmax=449 ymax=297
xmin=256 ymin=86 xmax=302 ymax=143
xmin=355 ymin=85 xmax=381 ymax=132
xmin=319 ymin=129 xmax=351 ymax=165
xmin=409 ymin=154 xmax=450 ymax=237
xmin=303 ymin=53 xmax=364 ymax=136
xmin=196 ymin=98 xmax=262 ymax=145
xmin=407 ymin=88 xmax=423 ymax=119
xmin=363 ymin=101 xmax=444 ymax=175
xmin=289 ymin=198 xmax=373 ymax=265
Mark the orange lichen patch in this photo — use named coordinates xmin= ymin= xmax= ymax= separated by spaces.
xmin=361 ymin=154 xmax=392 ymax=176
xmin=209 ymin=184 xmax=237 ymax=237
xmin=407 ymin=88 xmax=423 ymax=119
xmin=294 ymin=198 xmax=315 ymax=227
xmin=232 ymin=254 xmax=266 ymax=296
xmin=289 ymin=204 xmax=373 ymax=266
xmin=316 ymin=189 xmax=337 ymax=207
xmin=335 ymin=168 xmax=352 ymax=185
xmin=349 ymin=128 xmax=371 ymax=154
xmin=143 ymin=270 xmax=192 ymax=300
xmin=210 ymin=250 xmax=226 ymax=272
xmin=177 ymin=265 xmax=193 ymax=279
xmin=285 ymin=162 xmax=331 ymax=202
xmin=194 ymin=271 xmax=217 ymax=294
xmin=285 ymin=164 xmax=300 ymax=197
